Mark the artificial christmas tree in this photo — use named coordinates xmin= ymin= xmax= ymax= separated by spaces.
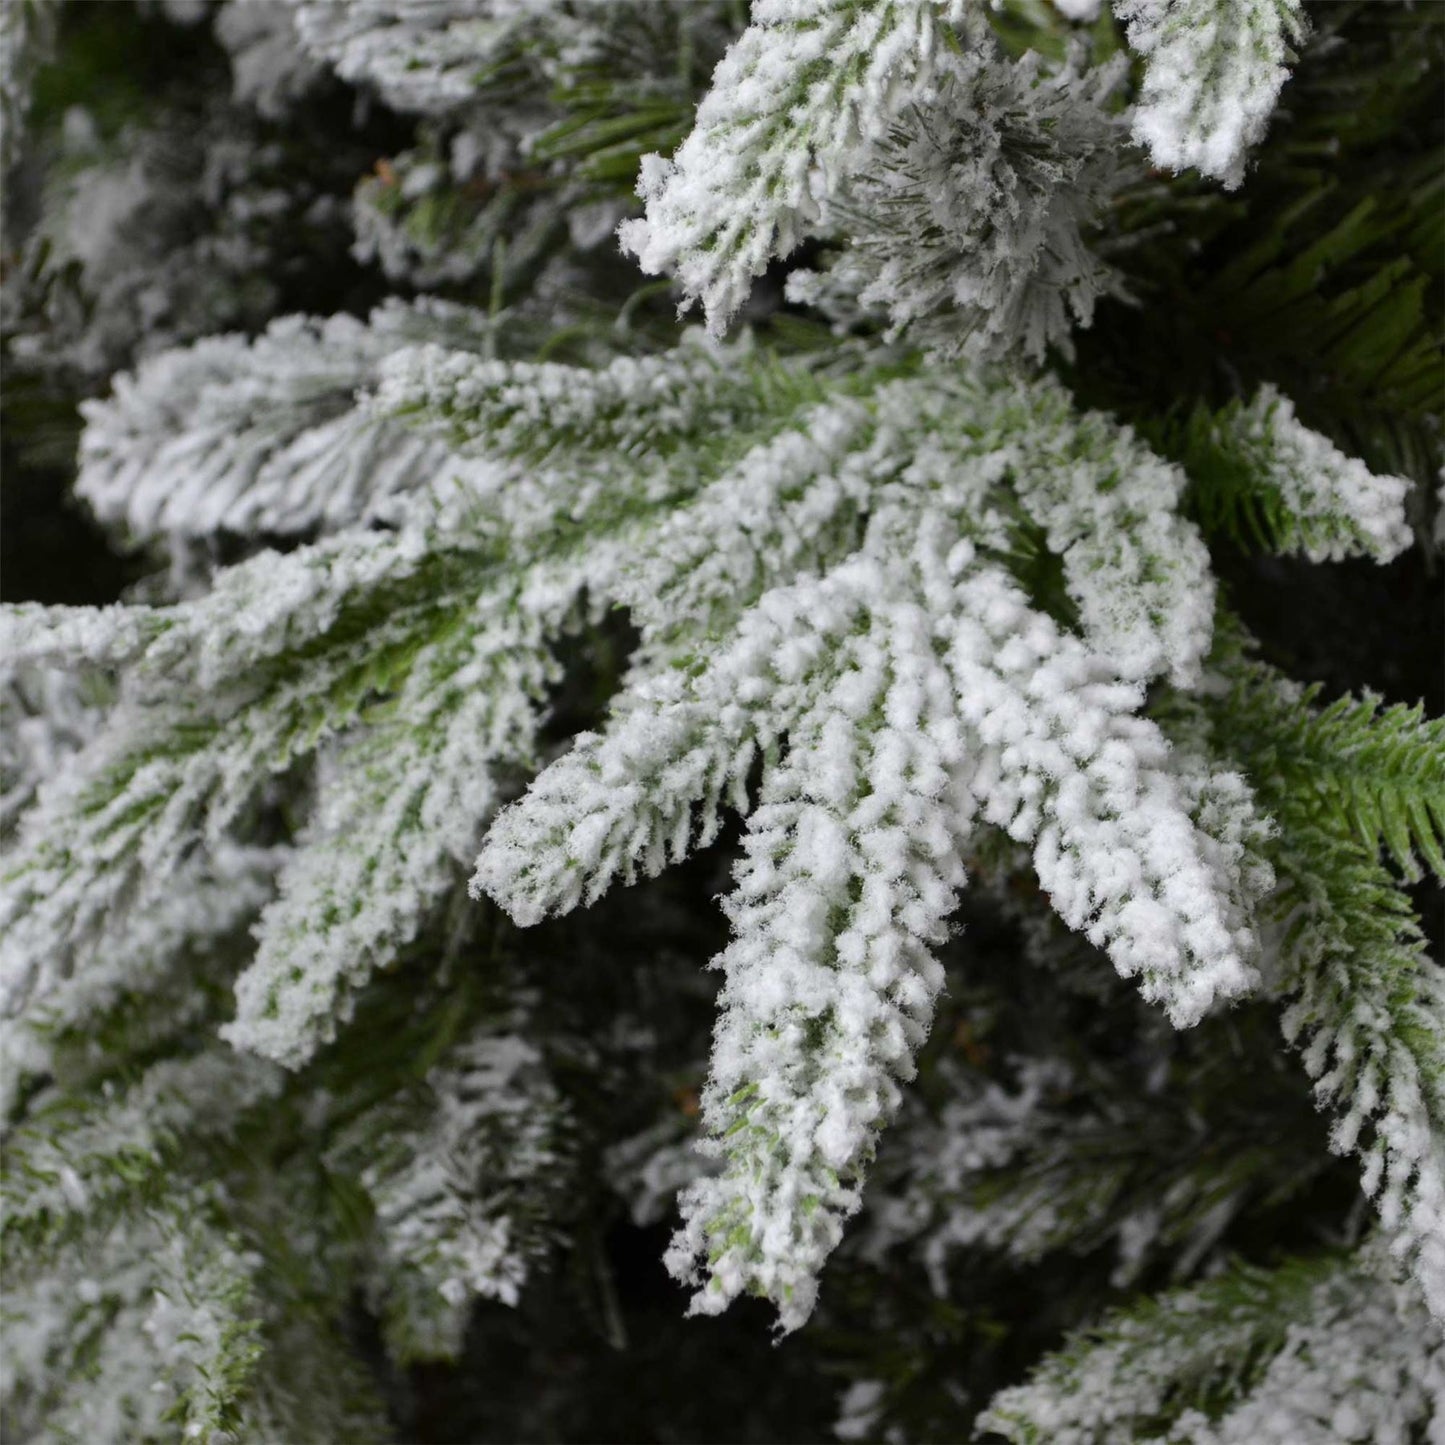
xmin=1 ymin=2 xmax=1441 ymax=1441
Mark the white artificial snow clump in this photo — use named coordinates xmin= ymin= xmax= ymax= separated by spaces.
xmin=1115 ymin=0 xmax=1306 ymax=189
xmin=667 ymin=547 xmax=978 ymax=1330
xmin=950 ymin=566 xmax=1261 ymax=1028
xmin=1003 ymin=380 xmax=1215 ymax=685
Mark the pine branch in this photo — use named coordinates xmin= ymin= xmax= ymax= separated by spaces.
xmin=1177 ymin=641 xmax=1445 ymax=1314
xmin=325 ymin=1020 xmax=574 ymax=1362
xmin=619 ymin=0 xmax=975 ymax=330
xmin=1 ymin=1049 xmax=283 ymax=1257
xmin=1115 ymin=0 xmax=1306 ymax=189
xmin=788 ymin=43 xmax=1133 ymax=363
xmin=76 ymin=301 xmax=496 ymax=545
xmin=5 ymin=328 xmax=1260 ymax=1330
xmin=3 ymin=3 xmax=1439 ymax=1426
xmin=1177 ymin=385 xmax=1413 ymax=563
xmin=1209 ymin=647 xmax=1445 ymax=881
xmin=979 ymin=1246 xmax=1442 ymax=1444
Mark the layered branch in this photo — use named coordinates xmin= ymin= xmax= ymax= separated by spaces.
xmin=980 ymin=1247 xmax=1443 ymax=1444
xmin=619 ymin=0 xmax=972 ymax=330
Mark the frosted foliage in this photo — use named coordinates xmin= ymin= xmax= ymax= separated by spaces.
xmin=0 ymin=666 xmax=104 ymax=832
xmin=0 ymin=549 xmax=462 ymax=1062
xmin=341 ymin=1029 xmax=572 ymax=1360
xmin=493 ymin=524 xmax=1254 ymax=1328
xmin=442 ymin=350 xmax=1253 ymax=1329
xmin=1002 ymin=380 xmax=1214 ymax=685
xmin=470 ymin=356 xmax=1212 ymax=918
xmin=2 ymin=1200 xmax=264 ymax=1445
xmin=2 ymin=1050 xmax=282 ymax=1233
xmin=287 ymin=0 xmax=545 ymax=114
xmin=1 ymin=516 xmax=461 ymax=697
xmin=951 ymin=566 xmax=1263 ymax=1028
xmin=378 ymin=332 xmax=797 ymax=471
xmin=620 ymin=0 xmax=970 ymax=331
xmin=78 ymin=301 xmax=494 ymax=544
xmin=1 ymin=0 xmax=1440 ymax=1420
xmin=980 ymin=1251 xmax=1445 ymax=1445
xmin=667 ymin=550 xmax=976 ymax=1331
xmin=0 ymin=844 xmax=280 ymax=1119
xmin=474 ymin=544 xmax=878 ymax=925
xmin=2 ymin=99 xmax=328 ymax=382
xmin=333 ymin=4 xmax=728 ymax=288
xmin=1210 ymin=385 xmax=1413 ymax=562
xmin=804 ymin=48 xmax=1130 ymax=363
xmin=473 ymin=388 xmax=1003 ymax=926
xmin=5 ymin=553 xmax=575 ymax=1078
xmin=224 ymin=602 xmax=553 ymax=1068
xmin=609 ymin=394 xmax=881 ymax=635
xmin=1175 ymin=1277 xmax=1445 ymax=1445
xmin=1195 ymin=660 xmax=1445 ymax=1319
xmin=1171 ymin=758 xmax=1276 ymax=974
xmin=1115 ymin=0 xmax=1306 ymax=189
xmin=350 ymin=122 xmax=573 ymax=290
xmin=6 ymin=333 xmax=1265 ymax=1325
xmin=860 ymin=1055 xmax=1077 ymax=1281
xmin=381 ymin=348 xmax=1213 ymax=683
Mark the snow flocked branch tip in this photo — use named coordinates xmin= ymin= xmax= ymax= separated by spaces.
xmin=76 ymin=300 xmax=496 ymax=544
xmin=1 ymin=323 xmax=1411 ymax=1328
xmin=1183 ymin=384 xmax=1414 ymax=563
xmin=477 ymin=515 xmax=1265 ymax=1327
xmin=325 ymin=1021 xmax=574 ymax=1361
xmin=1115 ymin=0 xmax=1307 ymax=189
xmin=283 ymin=0 xmax=540 ymax=116
xmin=619 ymin=0 xmax=975 ymax=332
xmin=663 ymin=538 xmax=976 ymax=1329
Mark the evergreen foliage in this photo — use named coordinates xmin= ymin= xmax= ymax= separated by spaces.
xmin=0 ymin=1 xmax=1441 ymax=1441
xmin=980 ymin=1246 xmax=1444 ymax=1444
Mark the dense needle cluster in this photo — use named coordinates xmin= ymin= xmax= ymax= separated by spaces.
xmin=1 ymin=1 xmax=1441 ymax=1441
